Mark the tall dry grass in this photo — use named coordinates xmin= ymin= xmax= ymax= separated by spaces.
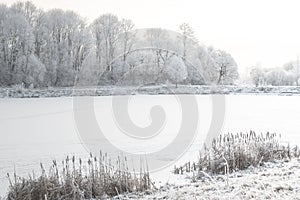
xmin=174 ymin=131 xmax=300 ymax=175
xmin=7 ymin=152 xmax=151 ymax=200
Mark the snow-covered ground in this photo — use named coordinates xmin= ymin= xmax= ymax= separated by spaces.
xmin=1 ymin=94 xmax=300 ymax=197
xmin=2 ymin=85 xmax=300 ymax=98
xmin=126 ymin=158 xmax=300 ymax=199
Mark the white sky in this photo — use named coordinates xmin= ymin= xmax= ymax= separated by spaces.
xmin=1 ymin=0 xmax=300 ymax=73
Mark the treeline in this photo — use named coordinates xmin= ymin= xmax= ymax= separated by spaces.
xmin=0 ymin=1 xmax=239 ymax=88
xmin=250 ymin=60 xmax=300 ymax=86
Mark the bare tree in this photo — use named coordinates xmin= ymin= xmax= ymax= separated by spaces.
xmin=119 ymin=19 xmax=136 ymax=62
xmin=178 ymin=23 xmax=196 ymax=60
xmin=91 ymin=14 xmax=121 ymax=71
xmin=145 ymin=28 xmax=173 ymax=68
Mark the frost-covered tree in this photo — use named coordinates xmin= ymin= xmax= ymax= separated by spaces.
xmin=248 ymin=59 xmax=300 ymax=86
xmin=178 ymin=23 xmax=197 ymax=60
xmin=163 ymin=57 xmax=188 ymax=87
xmin=0 ymin=1 xmax=242 ymax=87
xmin=193 ymin=46 xmax=217 ymax=84
xmin=76 ymin=48 xmax=102 ymax=86
xmin=146 ymin=28 xmax=170 ymax=49
xmin=265 ymin=68 xmax=289 ymax=86
xmin=0 ymin=5 xmax=11 ymax=85
xmin=10 ymin=1 xmax=46 ymax=58
xmin=250 ymin=67 xmax=265 ymax=87
xmin=145 ymin=28 xmax=176 ymax=69
xmin=39 ymin=9 xmax=91 ymax=86
xmin=208 ymin=48 xmax=239 ymax=85
xmin=119 ymin=19 xmax=136 ymax=62
xmin=0 ymin=5 xmax=45 ymax=87
xmin=10 ymin=1 xmax=38 ymax=26
xmin=283 ymin=60 xmax=300 ymax=85
xmin=91 ymin=14 xmax=121 ymax=72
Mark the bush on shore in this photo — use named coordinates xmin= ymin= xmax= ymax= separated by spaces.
xmin=174 ymin=131 xmax=300 ymax=175
xmin=7 ymin=152 xmax=151 ymax=200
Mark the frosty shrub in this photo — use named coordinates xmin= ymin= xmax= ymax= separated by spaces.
xmin=174 ymin=131 xmax=300 ymax=175
xmin=7 ymin=152 xmax=152 ymax=200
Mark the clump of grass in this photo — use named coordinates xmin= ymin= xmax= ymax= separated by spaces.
xmin=7 ymin=152 xmax=152 ymax=200
xmin=174 ymin=131 xmax=300 ymax=175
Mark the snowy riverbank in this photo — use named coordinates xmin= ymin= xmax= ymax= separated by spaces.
xmin=2 ymin=85 xmax=300 ymax=98
xmin=119 ymin=158 xmax=300 ymax=199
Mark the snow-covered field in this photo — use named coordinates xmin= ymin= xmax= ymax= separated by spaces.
xmin=1 ymin=94 xmax=300 ymax=197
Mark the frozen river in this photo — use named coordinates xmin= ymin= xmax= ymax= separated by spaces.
xmin=0 ymin=94 xmax=300 ymax=196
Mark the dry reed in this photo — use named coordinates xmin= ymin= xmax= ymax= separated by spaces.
xmin=174 ymin=131 xmax=300 ymax=175
xmin=7 ymin=152 xmax=151 ymax=200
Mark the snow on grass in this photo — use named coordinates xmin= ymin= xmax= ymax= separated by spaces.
xmin=121 ymin=158 xmax=300 ymax=199
xmin=2 ymin=85 xmax=300 ymax=98
xmin=6 ymin=154 xmax=152 ymax=200
xmin=5 ymin=131 xmax=299 ymax=199
xmin=174 ymin=132 xmax=298 ymax=175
